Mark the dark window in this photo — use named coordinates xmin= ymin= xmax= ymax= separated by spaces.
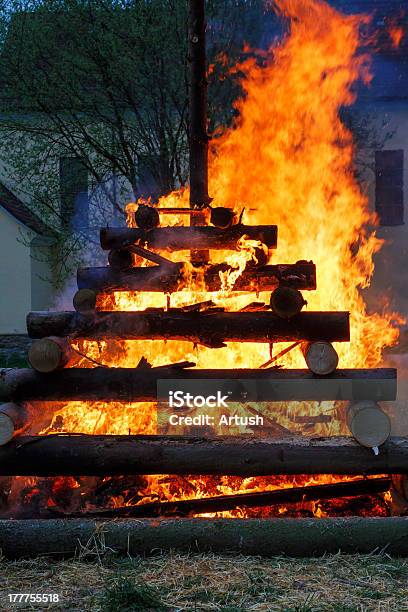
xmin=375 ymin=149 xmax=404 ymax=226
xmin=59 ymin=156 xmax=89 ymax=229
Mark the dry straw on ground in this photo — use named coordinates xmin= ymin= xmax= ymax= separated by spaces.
xmin=0 ymin=550 xmax=408 ymax=611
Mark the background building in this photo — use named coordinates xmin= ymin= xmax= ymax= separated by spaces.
xmin=0 ymin=181 xmax=54 ymax=334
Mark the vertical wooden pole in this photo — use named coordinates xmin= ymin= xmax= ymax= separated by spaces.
xmin=189 ymin=0 xmax=210 ymax=264
xmin=189 ymin=0 xmax=210 ymax=208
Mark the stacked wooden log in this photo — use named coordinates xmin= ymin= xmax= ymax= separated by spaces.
xmin=0 ymin=207 xmax=399 ymax=494
xmin=0 ymin=435 xmax=404 ymax=477
xmin=23 ymin=212 xmax=368 ymax=385
xmin=0 ymin=366 xmax=397 ymax=402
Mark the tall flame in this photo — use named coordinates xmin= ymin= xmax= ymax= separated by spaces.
xmin=209 ymin=0 xmax=398 ymax=369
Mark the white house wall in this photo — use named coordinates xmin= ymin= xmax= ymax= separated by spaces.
xmin=0 ymin=206 xmax=33 ymax=333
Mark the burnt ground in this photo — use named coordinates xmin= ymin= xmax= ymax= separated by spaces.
xmin=0 ymin=552 xmax=408 ymax=611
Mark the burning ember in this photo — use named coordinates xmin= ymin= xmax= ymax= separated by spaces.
xmin=3 ymin=0 xmax=404 ymax=519
xmin=389 ymin=25 xmax=404 ymax=49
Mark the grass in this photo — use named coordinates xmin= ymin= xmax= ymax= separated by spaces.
xmin=1 ymin=552 xmax=408 ymax=611
xmin=100 ymin=577 xmax=165 ymax=611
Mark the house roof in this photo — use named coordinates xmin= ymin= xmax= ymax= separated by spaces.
xmin=0 ymin=181 xmax=53 ymax=235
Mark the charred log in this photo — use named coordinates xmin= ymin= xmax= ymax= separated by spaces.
xmin=79 ymin=263 xmax=184 ymax=293
xmin=134 ymin=204 xmax=160 ymax=230
xmin=77 ymin=261 xmax=316 ymax=293
xmin=73 ymin=289 xmax=97 ymax=313
xmin=126 ymin=244 xmax=177 ymax=267
xmin=0 ymin=435 xmax=405 ymax=476
xmin=60 ymin=477 xmax=391 ymax=518
xmin=100 ymin=225 xmax=278 ymax=251
xmin=270 ymin=286 xmax=306 ymax=318
xmin=0 ymin=367 xmax=396 ymax=403
xmin=108 ymin=248 xmax=134 ymax=270
xmin=108 ymin=245 xmax=178 ymax=270
xmin=210 ymin=207 xmax=235 ymax=228
xmin=26 ymin=311 xmax=350 ymax=345
xmin=0 ymin=367 xmax=396 ymax=402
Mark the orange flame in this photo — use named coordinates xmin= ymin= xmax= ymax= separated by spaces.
xmin=389 ymin=25 xmax=404 ymax=49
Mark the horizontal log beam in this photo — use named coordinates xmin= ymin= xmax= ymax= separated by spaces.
xmin=60 ymin=477 xmax=391 ymax=518
xmin=77 ymin=262 xmax=317 ymax=293
xmin=2 ymin=517 xmax=408 ymax=559
xmin=100 ymin=224 xmax=278 ymax=251
xmin=0 ymin=368 xmax=396 ymax=402
xmin=26 ymin=311 xmax=350 ymax=344
xmin=0 ymin=435 xmax=405 ymax=476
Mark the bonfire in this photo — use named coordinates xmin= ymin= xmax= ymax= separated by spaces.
xmin=0 ymin=0 xmax=406 ymax=556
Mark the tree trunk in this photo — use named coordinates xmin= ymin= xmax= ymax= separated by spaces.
xmin=0 ymin=367 xmax=396 ymax=403
xmin=99 ymin=225 xmax=278 ymax=251
xmin=77 ymin=262 xmax=316 ymax=293
xmin=26 ymin=311 xmax=350 ymax=345
xmin=2 ymin=516 xmax=408 ymax=559
xmin=0 ymin=435 xmax=405 ymax=476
